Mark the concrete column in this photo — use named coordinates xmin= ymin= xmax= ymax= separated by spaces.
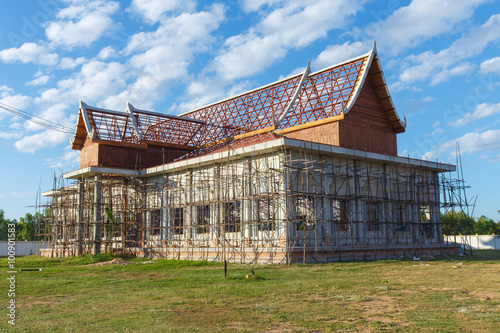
xmin=76 ymin=180 xmax=84 ymax=256
xmin=433 ymin=172 xmax=442 ymax=242
xmin=243 ymin=159 xmax=252 ymax=241
xmin=383 ymin=164 xmax=392 ymax=245
xmin=353 ymin=160 xmax=363 ymax=244
xmin=93 ymin=174 xmax=102 ymax=255
xmin=161 ymin=176 xmax=167 ymax=242
xmin=324 ymin=170 xmax=333 ymax=243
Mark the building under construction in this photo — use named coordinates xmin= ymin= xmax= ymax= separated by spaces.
xmin=38 ymin=46 xmax=461 ymax=263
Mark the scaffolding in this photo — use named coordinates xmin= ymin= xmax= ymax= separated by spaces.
xmin=36 ymin=141 xmax=465 ymax=263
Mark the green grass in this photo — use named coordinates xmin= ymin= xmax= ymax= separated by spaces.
xmin=1 ymin=251 xmax=499 ymax=332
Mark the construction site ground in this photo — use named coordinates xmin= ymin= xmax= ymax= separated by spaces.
xmin=2 ymin=251 xmax=498 ymax=332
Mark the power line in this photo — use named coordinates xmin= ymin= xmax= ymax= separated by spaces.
xmin=0 ymin=101 xmax=75 ymax=134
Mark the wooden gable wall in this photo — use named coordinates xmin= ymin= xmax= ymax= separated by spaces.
xmin=338 ymin=73 xmax=397 ymax=156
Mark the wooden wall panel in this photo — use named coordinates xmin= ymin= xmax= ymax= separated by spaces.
xmin=78 ymin=139 xmax=187 ymax=170
xmin=80 ymin=140 xmax=99 ymax=168
xmin=339 ymin=73 xmax=398 ymax=156
xmin=284 ymin=122 xmax=340 ymax=146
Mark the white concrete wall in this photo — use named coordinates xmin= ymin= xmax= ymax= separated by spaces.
xmin=444 ymin=235 xmax=500 ymax=250
xmin=0 ymin=241 xmax=50 ymax=256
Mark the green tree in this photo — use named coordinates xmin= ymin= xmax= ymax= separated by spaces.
xmin=16 ymin=213 xmax=37 ymax=241
xmin=0 ymin=209 xmax=17 ymax=241
xmin=473 ymin=215 xmax=500 ymax=235
xmin=441 ymin=211 xmax=475 ymax=235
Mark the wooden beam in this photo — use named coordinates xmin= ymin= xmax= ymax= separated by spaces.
xmin=140 ymin=140 xmax=197 ymax=151
xmin=233 ymin=126 xmax=276 ymax=141
xmin=273 ymin=114 xmax=344 ymax=134
xmin=90 ymin=139 xmax=149 ymax=150
xmin=196 ymin=125 xmax=276 ymax=149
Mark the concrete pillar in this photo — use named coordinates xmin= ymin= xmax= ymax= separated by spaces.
xmin=76 ymin=180 xmax=84 ymax=256
xmin=161 ymin=176 xmax=167 ymax=242
xmin=353 ymin=160 xmax=363 ymax=244
xmin=383 ymin=164 xmax=392 ymax=245
xmin=433 ymin=172 xmax=442 ymax=242
xmin=324 ymin=169 xmax=333 ymax=244
xmin=93 ymin=174 xmax=102 ymax=255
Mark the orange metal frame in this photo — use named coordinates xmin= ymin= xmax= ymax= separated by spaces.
xmin=78 ymin=55 xmax=367 ymax=150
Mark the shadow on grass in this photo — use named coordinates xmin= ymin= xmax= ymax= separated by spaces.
xmin=456 ymin=250 xmax=500 ymax=261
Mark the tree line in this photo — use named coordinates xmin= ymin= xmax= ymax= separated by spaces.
xmin=441 ymin=211 xmax=500 ymax=235
xmin=0 ymin=209 xmax=45 ymax=241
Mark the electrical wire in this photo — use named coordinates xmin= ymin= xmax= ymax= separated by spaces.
xmin=0 ymin=101 xmax=75 ymax=134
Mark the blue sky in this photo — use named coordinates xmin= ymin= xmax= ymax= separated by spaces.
xmin=0 ymin=0 xmax=499 ymax=221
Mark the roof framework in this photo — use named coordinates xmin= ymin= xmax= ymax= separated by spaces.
xmin=72 ymin=45 xmax=405 ymax=151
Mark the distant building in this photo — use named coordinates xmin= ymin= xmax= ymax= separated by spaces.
xmin=40 ymin=45 xmax=458 ymax=263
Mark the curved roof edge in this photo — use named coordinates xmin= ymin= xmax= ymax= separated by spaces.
xmin=344 ymin=42 xmax=406 ymax=133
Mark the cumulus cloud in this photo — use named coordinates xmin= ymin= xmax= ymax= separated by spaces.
xmin=423 ymin=129 xmax=500 ymax=160
xmin=46 ymin=0 xmax=119 ymax=48
xmin=0 ymin=131 xmax=22 ymax=140
xmin=40 ymin=60 xmax=128 ymax=109
xmin=448 ymin=102 xmax=500 ymax=127
xmin=365 ymin=0 xmax=487 ymax=55
xmin=0 ymin=43 xmax=59 ymax=66
xmin=242 ymin=0 xmax=281 ymax=12
xmin=14 ymin=130 xmax=71 ymax=154
xmin=59 ymin=56 xmax=86 ymax=70
xmin=211 ymin=0 xmax=362 ymax=81
xmin=393 ymin=13 xmax=500 ymax=90
xmin=9 ymin=101 xmax=76 ymax=154
xmin=480 ymin=56 xmax=500 ymax=75
xmin=127 ymin=0 xmax=196 ymax=23
xmin=104 ymin=4 xmax=225 ymax=109
xmin=97 ymin=46 xmax=116 ymax=60
xmin=0 ymin=86 xmax=32 ymax=120
xmin=312 ymin=41 xmax=371 ymax=70
xmin=26 ymin=74 xmax=52 ymax=86
xmin=46 ymin=146 xmax=80 ymax=169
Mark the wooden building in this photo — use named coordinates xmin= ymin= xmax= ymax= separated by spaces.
xmin=40 ymin=45 xmax=459 ymax=262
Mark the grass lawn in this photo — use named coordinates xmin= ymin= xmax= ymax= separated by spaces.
xmin=1 ymin=251 xmax=499 ymax=332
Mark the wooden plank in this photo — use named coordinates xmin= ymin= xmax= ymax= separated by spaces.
xmin=274 ymin=114 xmax=344 ymax=134
xmin=90 ymin=139 xmax=149 ymax=150
xmin=140 ymin=140 xmax=196 ymax=151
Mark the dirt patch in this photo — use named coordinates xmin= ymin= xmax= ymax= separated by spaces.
xmin=87 ymin=258 xmax=133 ymax=266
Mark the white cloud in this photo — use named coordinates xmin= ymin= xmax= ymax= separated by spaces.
xmin=0 ymin=43 xmax=59 ymax=66
xmin=9 ymin=100 xmax=76 ymax=153
xmin=26 ymin=74 xmax=51 ymax=86
xmin=175 ymin=77 xmax=255 ymax=114
xmin=365 ymin=0 xmax=487 ymax=55
xmin=14 ymin=130 xmax=71 ymax=154
xmin=106 ymin=4 xmax=225 ymax=109
xmin=429 ymin=62 xmax=474 ymax=85
xmin=46 ymin=0 xmax=119 ymax=48
xmin=212 ymin=0 xmax=362 ymax=80
xmin=448 ymin=102 xmax=500 ymax=127
xmin=59 ymin=56 xmax=86 ymax=70
xmin=394 ymin=13 xmax=500 ymax=89
xmin=422 ymin=127 xmax=445 ymax=138
xmin=128 ymin=0 xmax=195 ymax=23
xmin=47 ymin=60 xmax=128 ymax=107
xmin=0 ymin=86 xmax=32 ymax=120
xmin=0 ymin=131 xmax=22 ymax=140
xmin=242 ymin=0 xmax=281 ymax=12
xmin=46 ymin=146 xmax=80 ymax=169
xmin=97 ymin=46 xmax=116 ymax=60
xmin=313 ymin=41 xmax=371 ymax=70
xmin=423 ymin=129 xmax=500 ymax=160
xmin=480 ymin=57 xmax=500 ymax=75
